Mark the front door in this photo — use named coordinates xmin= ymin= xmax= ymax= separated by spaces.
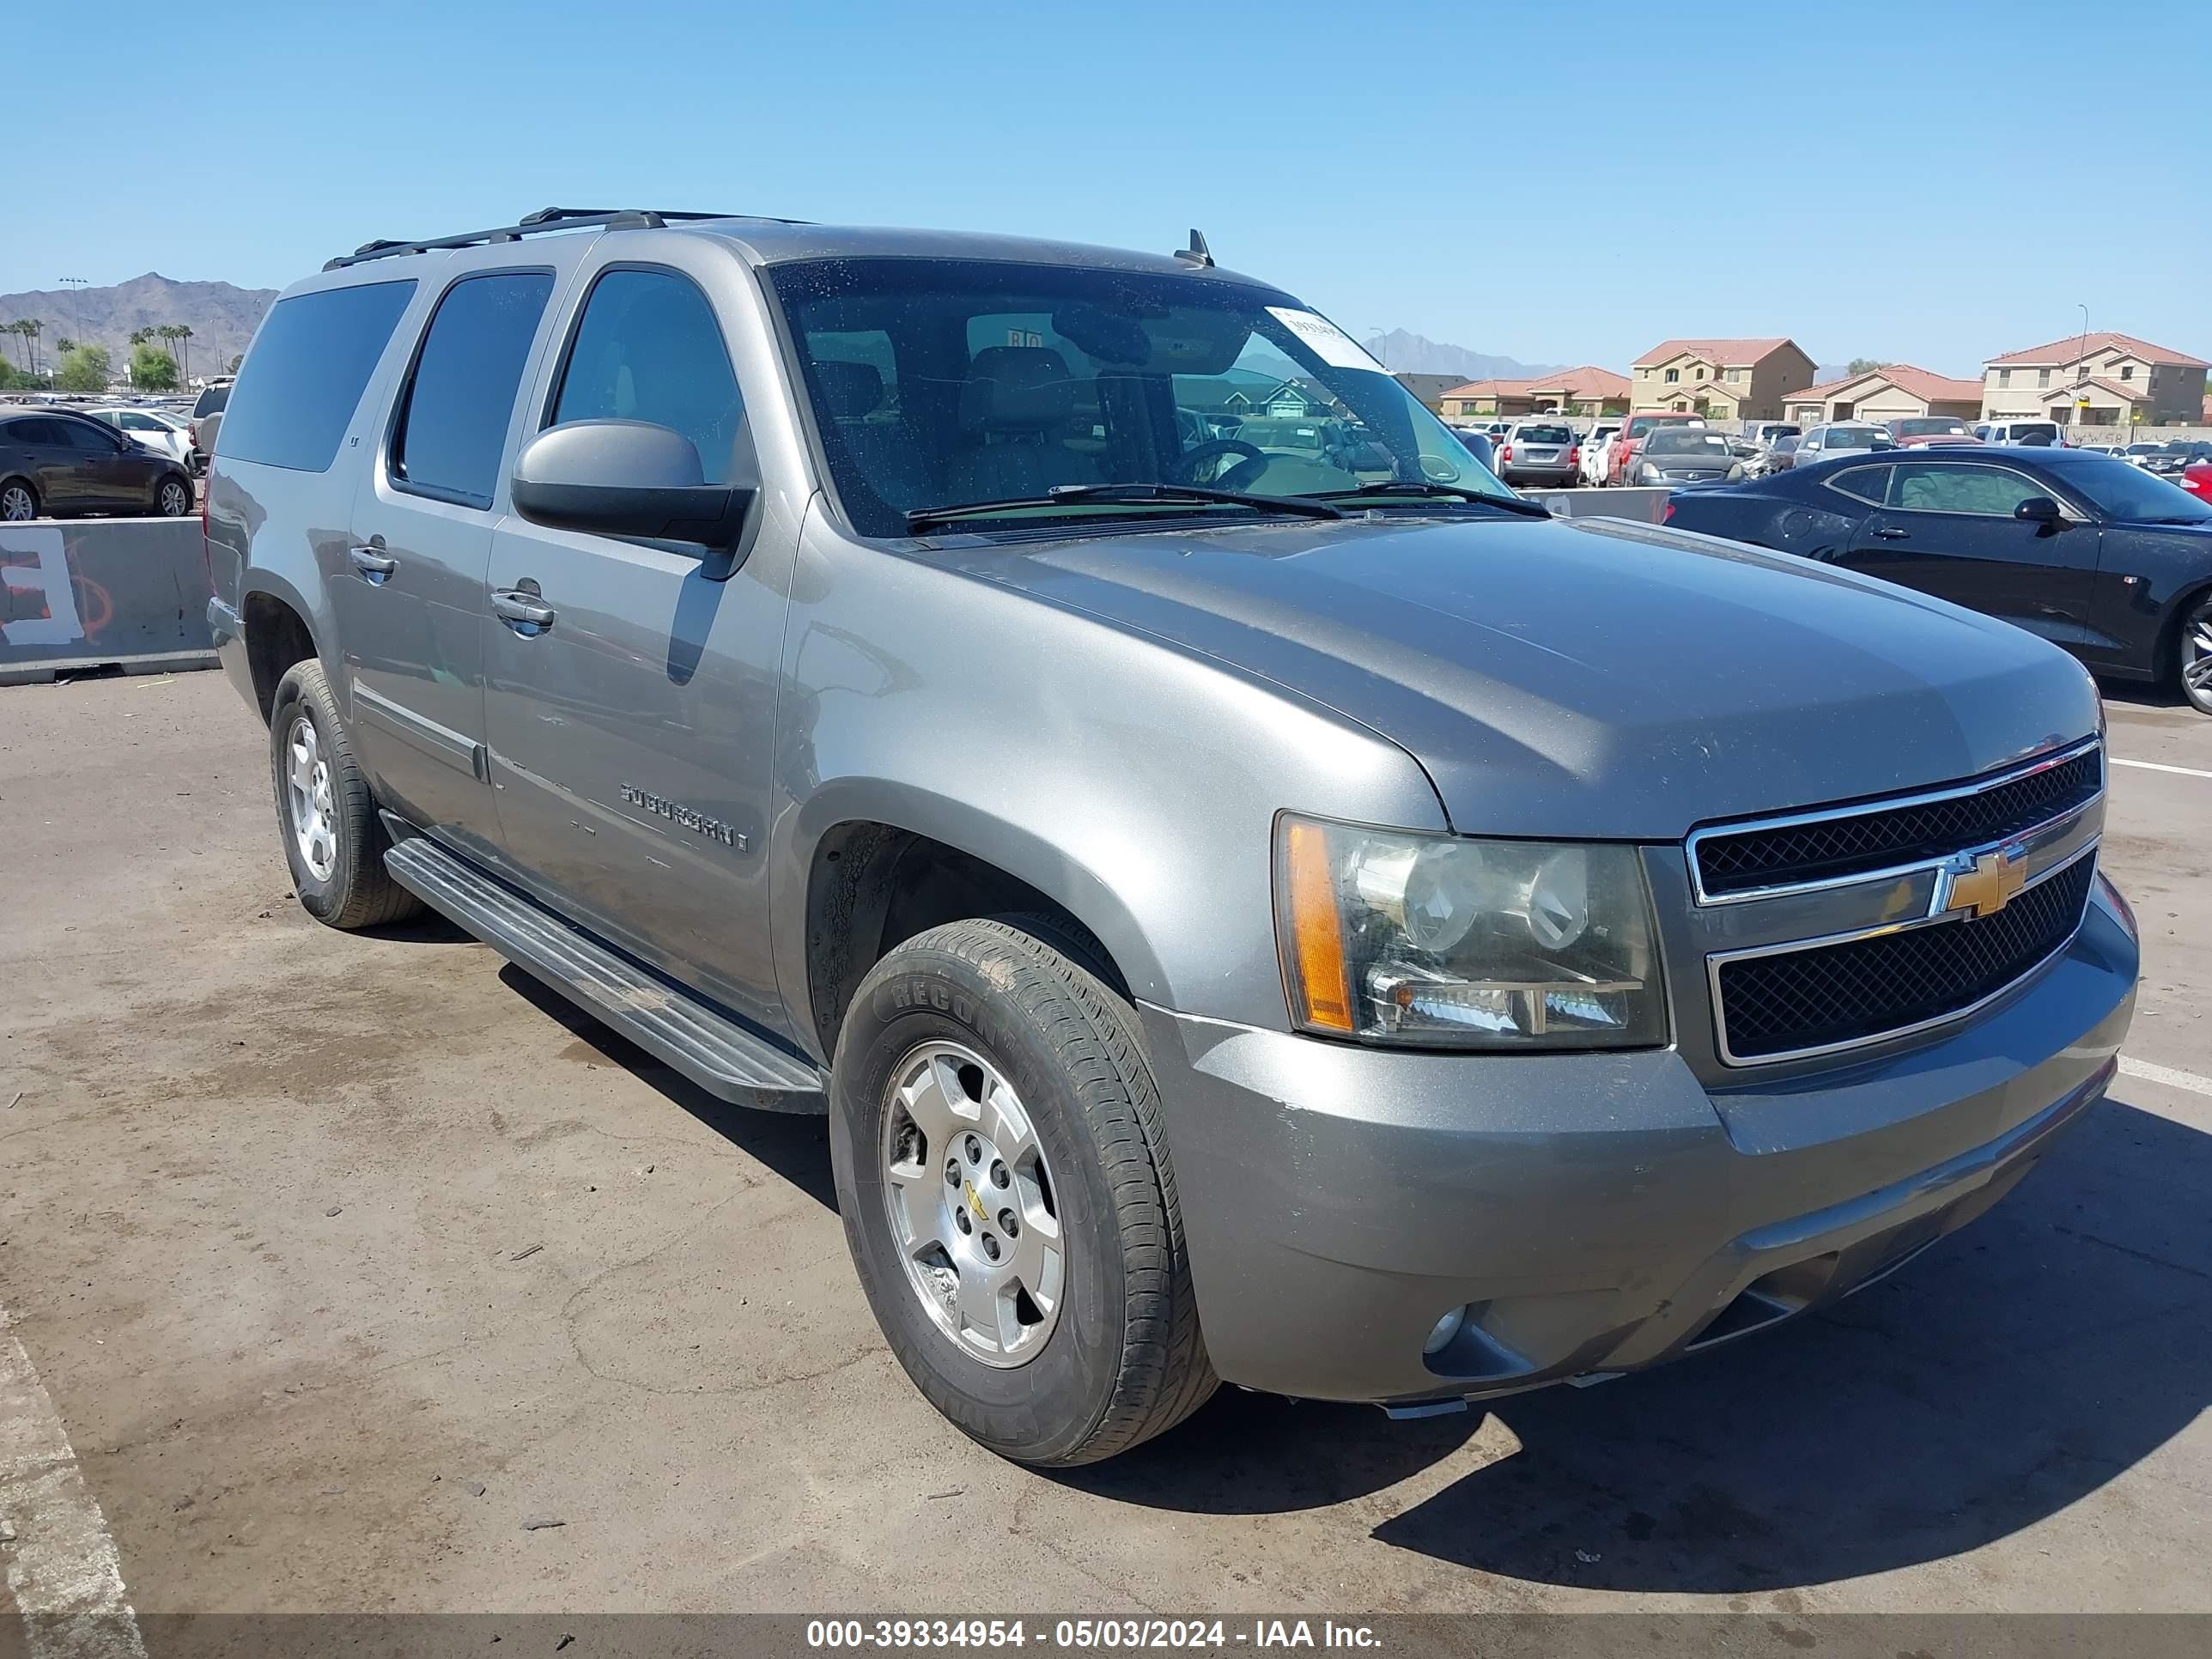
xmin=337 ymin=269 xmax=556 ymax=854
xmin=1841 ymin=459 xmax=2100 ymax=650
xmin=55 ymin=419 xmax=146 ymax=510
xmin=483 ymin=262 xmax=786 ymax=1031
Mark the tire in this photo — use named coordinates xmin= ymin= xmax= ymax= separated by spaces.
xmin=830 ymin=917 xmax=1216 ymax=1466
xmin=0 ymin=478 xmax=37 ymax=521
xmin=2176 ymin=590 xmax=2212 ymax=716
xmin=155 ymin=473 xmax=192 ymax=518
xmin=267 ymin=659 xmax=422 ymax=929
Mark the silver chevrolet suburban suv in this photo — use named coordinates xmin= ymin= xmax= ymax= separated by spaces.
xmin=204 ymin=208 xmax=2140 ymax=1467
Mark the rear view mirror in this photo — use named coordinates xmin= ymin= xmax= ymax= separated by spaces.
xmin=512 ymin=420 xmax=757 ymax=556
xmin=2014 ymin=495 xmax=2063 ymax=526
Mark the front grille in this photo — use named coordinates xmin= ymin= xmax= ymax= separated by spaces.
xmin=1715 ymin=854 xmax=2096 ymax=1062
xmin=1695 ymin=746 xmax=2101 ymax=898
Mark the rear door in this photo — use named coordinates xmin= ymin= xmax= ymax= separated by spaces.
xmin=483 ymin=255 xmax=788 ymax=1030
xmin=1841 ymin=459 xmax=2100 ymax=647
xmin=340 ymin=267 xmax=561 ymax=854
xmin=3 ymin=418 xmax=84 ymax=511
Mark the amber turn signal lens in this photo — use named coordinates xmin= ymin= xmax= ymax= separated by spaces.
xmin=1281 ymin=817 xmax=1353 ymax=1031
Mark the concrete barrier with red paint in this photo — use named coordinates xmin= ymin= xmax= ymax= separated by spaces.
xmin=0 ymin=518 xmax=216 ymax=685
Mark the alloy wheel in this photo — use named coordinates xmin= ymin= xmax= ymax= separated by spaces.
xmin=2185 ymin=599 xmax=2212 ymax=713
xmin=158 ymin=478 xmax=190 ymax=516
xmin=880 ymin=1040 xmax=1064 ymax=1368
xmin=0 ymin=484 xmax=33 ymax=522
xmin=285 ymin=714 xmax=339 ymax=882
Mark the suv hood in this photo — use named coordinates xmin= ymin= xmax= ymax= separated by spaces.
xmin=937 ymin=514 xmax=2101 ymax=840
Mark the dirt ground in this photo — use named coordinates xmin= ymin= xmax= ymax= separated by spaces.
xmin=2 ymin=670 xmax=2209 ymax=1620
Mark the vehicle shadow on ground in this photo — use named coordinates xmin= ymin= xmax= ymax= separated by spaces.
xmin=1058 ymin=1096 xmax=2211 ymax=1592
xmin=492 ymin=962 xmax=837 ymax=1212
xmin=2098 ymin=676 xmax=2185 ymax=712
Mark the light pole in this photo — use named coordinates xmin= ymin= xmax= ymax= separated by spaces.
xmin=58 ymin=276 xmax=89 ymax=364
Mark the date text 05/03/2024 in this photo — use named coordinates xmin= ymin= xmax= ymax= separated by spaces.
xmin=805 ymin=1619 xmax=1383 ymax=1650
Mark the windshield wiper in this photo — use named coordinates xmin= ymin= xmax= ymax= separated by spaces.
xmin=906 ymin=482 xmax=1345 ymax=532
xmin=1299 ymin=481 xmax=1554 ymax=518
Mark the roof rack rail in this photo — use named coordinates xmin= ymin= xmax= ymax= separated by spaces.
xmin=322 ymin=206 xmax=800 ymax=270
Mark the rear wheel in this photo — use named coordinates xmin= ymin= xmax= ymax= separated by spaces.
xmin=268 ymin=660 xmax=422 ymax=929
xmin=2178 ymin=592 xmax=2212 ymax=716
xmin=0 ymin=479 xmax=36 ymax=521
xmin=155 ymin=474 xmax=191 ymax=517
xmin=830 ymin=917 xmax=1216 ymax=1466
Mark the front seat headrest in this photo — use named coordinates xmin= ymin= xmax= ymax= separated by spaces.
xmin=959 ymin=346 xmax=1078 ymax=434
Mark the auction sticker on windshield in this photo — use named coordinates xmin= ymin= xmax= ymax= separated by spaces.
xmin=1266 ymin=307 xmax=1389 ymax=374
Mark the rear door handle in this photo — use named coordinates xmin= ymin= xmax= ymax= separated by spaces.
xmin=349 ymin=544 xmax=398 ymax=580
xmin=1873 ymin=526 xmax=1911 ymax=540
xmin=490 ymin=588 xmax=556 ymax=633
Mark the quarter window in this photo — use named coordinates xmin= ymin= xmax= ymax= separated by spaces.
xmin=551 ymin=269 xmax=749 ymax=484
xmin=392 ymin=270 xmax=556 ymax=508
xmin=219 ymin=279 xmax=417 ymax=472
xmin=1889 ymin=464 xmax=2045 ymax=517
xmin=1826 ymin=465 xmax=1892 ymax=505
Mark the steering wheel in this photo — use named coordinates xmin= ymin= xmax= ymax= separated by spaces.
xmin=1170 ymin=437 xmax=1268 ymax=493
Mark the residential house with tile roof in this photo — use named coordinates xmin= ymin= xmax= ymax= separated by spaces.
xmin=1438 ymin=366 xmax=1632 ymax=420
xmin=1783 ymin=364 xmax=1984 ymax=429
xmin=1630 ymin=338 xmax=1816 ymax=422
xmin=1979 ymin=331 xmax=2209 ymax=428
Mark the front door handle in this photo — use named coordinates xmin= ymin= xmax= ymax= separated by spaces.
xmin=1873 ymin=526 xmax=1911 ymax=540
xmin=349 ymin=544 xmax=398 ymax=581
xmin=490 ymin=588 xmax=557 ymax=633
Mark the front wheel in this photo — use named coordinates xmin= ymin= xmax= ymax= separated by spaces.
xmin=2179 ymin=592 xmax=2212 ymax=716
xmin=155 ymin=474 xmax=192 ymax=517
xmin=267 ymin=660 xmax=422 ymax=928
xmin=830 ymin=917 xmax=1217 ymax=1466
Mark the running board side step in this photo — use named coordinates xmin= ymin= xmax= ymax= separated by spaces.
xmin=384 ymin=836 xmax=826 ymax=1114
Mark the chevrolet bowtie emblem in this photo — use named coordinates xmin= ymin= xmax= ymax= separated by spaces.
xmin=1946 ymin=845 xmax=2029 ymax=918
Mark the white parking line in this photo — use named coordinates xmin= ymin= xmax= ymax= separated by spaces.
xmin=2120 ymin=1056 xmax=2212 ymax=1100
xmin=0 ymin=1310 xmax=145 ymax=1659
xmin=2112 ymin=757 xmax=2212 ymax=781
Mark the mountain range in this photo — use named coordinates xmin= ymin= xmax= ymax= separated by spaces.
xmin=1359 ymin=329 xmax=1565 ymax=384
xmin=0 ymin=274 xmax=277 ymax=382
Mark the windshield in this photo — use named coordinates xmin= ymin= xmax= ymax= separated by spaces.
xmin=1893 ymin=417 xmax=1969 ymax=436
xmin=1644 ymin=429 xmax=1734 ymax=457
xmin=768 ymin=258 xmax=1510 ymax=534
xmin=1824 ymin=428 xmax=1891 ymax=450
xmin=2061 ymin=457 xmax=2212 ymax=522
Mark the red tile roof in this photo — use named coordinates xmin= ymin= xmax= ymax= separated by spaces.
xmin=2035 ymin=376 xmax=2148 ymax=404
xmin=1986 ymin=331 xmax=2208 ymax=369
xmin=1632 ymin=337 xmax=1799 ymax=368
xmin=1786 ymin=364 xmax=1982 ymax=406
xmin=1441 ymin=365 xmax=1631 ymax=399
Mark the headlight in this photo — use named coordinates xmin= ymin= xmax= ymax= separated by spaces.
xmin=1638 ymin=461 xmax=1662 ymax=483
xmin=1727 ymin=462 xmax=1745 ymax=481
xmin=1273 ymin=815 xmax=1668 ymax=1049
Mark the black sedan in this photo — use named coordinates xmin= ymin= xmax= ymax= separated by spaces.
xmin=1663 ymin=446 xmax=2212 ymax=714
xmin=0 ymin=410 xmax=196 ymax=521
xmin=1622 ymin=426 xmax=1747 ymax=488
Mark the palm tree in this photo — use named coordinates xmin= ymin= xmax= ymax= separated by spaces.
xmin=1 ymin=322 xmax=21 ymax=371
xmin=129 ymin=328 xmax=153 ymax=348
xmin=173 ymin=323 xmax=194 ymax=385
xmin=55 ymin=337 xmax=77 ymax=355
xmin=18 ymin=319 xmax=41 ymax=378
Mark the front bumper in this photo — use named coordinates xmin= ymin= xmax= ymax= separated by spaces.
xmin=1140 ymin=890 xmax=2136 ymax=1406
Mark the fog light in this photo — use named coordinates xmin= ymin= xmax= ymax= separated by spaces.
xmin=1422 ymin=1306 xmax=1467 ymax=1356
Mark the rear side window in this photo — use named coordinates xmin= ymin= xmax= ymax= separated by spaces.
xmin=392 ymin=271 xmax=556 ymax=508
xmin=1826 ymin=464 xmax=1892 ymax=505
xmin=550 ymin=268 xmax=749 ymax=484
xmin=218 ymin=280 xmax=416 ymax=472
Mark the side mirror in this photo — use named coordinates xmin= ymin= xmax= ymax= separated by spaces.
xmin=511 ymin=420 xmax=756 ymax=555
xmin=2014 ymin=495 xmax=2063 ymax=526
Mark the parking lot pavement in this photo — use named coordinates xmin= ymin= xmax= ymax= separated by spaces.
xmin=1 ymin=672 xmax=2209 ymax=1621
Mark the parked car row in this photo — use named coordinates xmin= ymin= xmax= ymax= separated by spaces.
xmin=0 ymin=404 xmax=198 ymax=520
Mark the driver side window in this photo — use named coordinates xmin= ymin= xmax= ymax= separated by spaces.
xmin=551 ymin=268 xmax=750 ymax=485
xmin=1891 ymin=465 xmax=2042 ymax=517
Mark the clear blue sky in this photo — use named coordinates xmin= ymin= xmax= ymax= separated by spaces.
xmin=15 ymin=0 xmax=2206 ymax=376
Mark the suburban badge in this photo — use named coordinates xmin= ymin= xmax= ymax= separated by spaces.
xmin=619 ymin=784 xmax=744 ymax=850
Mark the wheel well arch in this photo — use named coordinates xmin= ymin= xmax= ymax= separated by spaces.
xmin=241 ymin=588 xmax=316 ymax=724
xmin=802 ymin=820 xmax=1135 ymax=1063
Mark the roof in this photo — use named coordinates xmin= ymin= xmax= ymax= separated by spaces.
xmin=311 ymin=210 xmax=1290 ymax=291
xmin=1786 ymin=363 xmax=1983 ymax=405
xmin=1985 ymin=331 xmax=2209 ymax=369
xmin=1441 ymin=365 xmax=1631 ymax=399
xmin=1632 ymin=337 xmax=1801 ymax=368
xmin=2035 ymin=376 xmax=2145 ymax=404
